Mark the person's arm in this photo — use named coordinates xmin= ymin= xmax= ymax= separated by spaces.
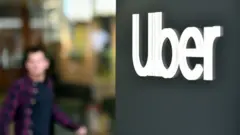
xmin=0 ymin=83 xmax=20 ymax=135
xmin=52 ymin=103 xmax=83 ymax=131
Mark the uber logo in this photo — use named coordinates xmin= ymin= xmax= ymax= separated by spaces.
xmin=132 ymin=12 xmax=223 ymax=81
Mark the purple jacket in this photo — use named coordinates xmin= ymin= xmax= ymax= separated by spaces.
xmin=0 ymin=76 xmax=81 ymax=135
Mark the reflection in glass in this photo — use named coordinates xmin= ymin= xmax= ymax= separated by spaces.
xmin=0 ymin=32 xmax=23 ymax=69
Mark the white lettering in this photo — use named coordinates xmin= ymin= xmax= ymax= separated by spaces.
xmin=132 ymin=12 xmax=223 ymax=81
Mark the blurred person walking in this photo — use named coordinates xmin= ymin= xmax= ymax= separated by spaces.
xmin=0 ymin=46 xmax=87 ymax=135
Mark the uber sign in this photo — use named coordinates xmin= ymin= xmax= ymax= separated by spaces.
xmin=132 ymin=12 xmax=223 ymax=81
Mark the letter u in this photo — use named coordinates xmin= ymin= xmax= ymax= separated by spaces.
xmin=132 ymin=14 xmax=155 ymax=76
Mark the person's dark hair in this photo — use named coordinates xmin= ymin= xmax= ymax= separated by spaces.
xmin=22 ymin=45 xmax=49 ymax=65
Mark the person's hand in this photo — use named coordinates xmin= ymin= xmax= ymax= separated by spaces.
xmin=76 ymin=126 xmax=88 ymax=135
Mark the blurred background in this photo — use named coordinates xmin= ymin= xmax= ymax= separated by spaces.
xmin=0 ymin=0 xmax=115 ymax=134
